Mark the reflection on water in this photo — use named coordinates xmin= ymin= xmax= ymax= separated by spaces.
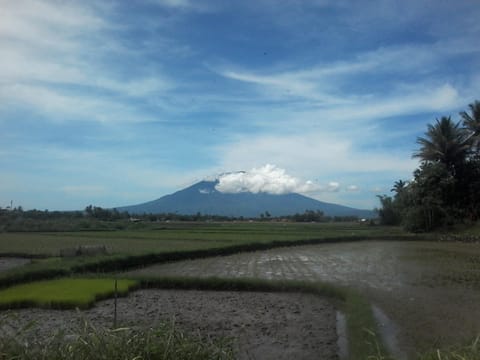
xmin=0 ymin=257 xmax=31 ymax=273
xmin=125 ymin=240 xmax=480 ymax=355
xmin=372 ymin=304 xmax=406 ymax=360
xmin=127 ymin=241 xmax=421 ymax=290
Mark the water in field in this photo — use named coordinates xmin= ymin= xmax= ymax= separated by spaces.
xmin=125 ymin=240 xmax=473 ymax=290
xmin=0 ymin=257 xmax=30 ymax=273
xmin=124 ymin=240 xmax=480 ymax=355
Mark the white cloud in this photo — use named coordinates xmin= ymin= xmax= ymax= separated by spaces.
xmin=150 ymin=0 xmax=214 ymax=12
xmin=326 ymin=182 xmax=340 ymax=192
xmin=347 ymin=185 xmax=359 ymax=192
xmin=216 ymin=132 xmax=417 ymax=180
xmin=0 ymin=0 xmax=175 ymax=123
xmin=212 ymin=38 xmax=473 ymax=126
xmin=215 ymin=164 xmax=319 ymax=195
xmin=154 ymin=0 xmax=193 ymax=8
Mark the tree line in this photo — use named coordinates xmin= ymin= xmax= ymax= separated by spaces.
xmin=377 ymin=101 xmax=480 ymax=232
xmin=0 ymin=205 xmax=361 ymax=232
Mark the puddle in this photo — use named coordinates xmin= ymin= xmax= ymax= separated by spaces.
xmin=0 ymin=257 xmax=31 ymax=273
xmin=372 ymin=304 xmax=406 ymax=360
xmin=336 ymin=311 xmax=348 ymax=360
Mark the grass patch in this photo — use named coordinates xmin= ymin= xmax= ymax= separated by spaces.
xmin=0 ymin=255 xmax=120 ymax=289
xmin=0 ymin=223 xmax=411 ymax=256
xmin=0 ymin=314 xmax=234 ymax=360
xmin=0 ymin=278 xmax=138 ymax=310
xmin=342 ymin=290 xmax=391 ymax=360
xmin=136 ymin=275 xmax=347 ymax=301
xmin=418 ymin=336 xmax=480 ymax=360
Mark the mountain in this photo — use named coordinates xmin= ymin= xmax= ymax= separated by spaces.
xmin=116 ymin=180 xmax=375 ymax=218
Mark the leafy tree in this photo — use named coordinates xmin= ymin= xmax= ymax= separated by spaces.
xmin=460 ymin=100 xmax=480 ymax=154
xmin=391 ymin=180 xmax=407 ymax=195
xmin=402 ymin=162 xmax=455 ymax=231
xmin=376 ymin=195 xmax=401 ymax=225
xmin=379 ymin=101 xmax=480 ymax=231
xmin=413 ymin=116 xmax=470 ymax=176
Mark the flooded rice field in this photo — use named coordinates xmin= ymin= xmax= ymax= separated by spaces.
xmin=125 ymin=240 xmax=480 ymax=355
xmin=0 ymin=257 xmax=30 ymax=273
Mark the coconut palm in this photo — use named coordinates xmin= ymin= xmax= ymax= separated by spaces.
xmin=390 ymin=180 xmax=407 ymax=194
xmin=413 ymin=116 xmax=470 ymax=176
xmin=460 ymin=100 xmax=480 ymax=153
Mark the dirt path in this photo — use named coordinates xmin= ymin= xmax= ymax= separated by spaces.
xmin=1 ymin=289 xmax=338 ymax=360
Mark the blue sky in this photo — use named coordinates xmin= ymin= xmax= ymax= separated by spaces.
xmin=1 ymin=0 xmax=480 ymax=211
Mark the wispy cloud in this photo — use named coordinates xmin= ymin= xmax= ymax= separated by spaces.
xmin=213 ymin=40 xmax=470 ymax=120
xmin=1 ymin=0 xmax=479 ymax=211
xmin=216 ymin=132 xmax=417 ymax=178
xmin=0 ymin=1 xmax=177 ymax=124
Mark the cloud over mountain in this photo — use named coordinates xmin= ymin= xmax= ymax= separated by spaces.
xmin=215 ymin=164 xmax=319 ymax=195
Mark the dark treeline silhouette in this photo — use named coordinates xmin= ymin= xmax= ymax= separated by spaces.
xmin=377 ymin=101 xmax=480 ymax=232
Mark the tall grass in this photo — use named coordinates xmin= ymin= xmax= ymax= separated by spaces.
xmin=418 ymin=336 xmax=480 ymax=360
xmin=0 ymin=313 xmax=234 ymax=360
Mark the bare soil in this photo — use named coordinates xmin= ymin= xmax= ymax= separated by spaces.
xmin=2 ymin=289 xmax=338 ymax=360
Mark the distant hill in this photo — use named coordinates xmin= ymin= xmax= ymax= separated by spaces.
xmin=116 ymin=180 xmax=374 ymax=218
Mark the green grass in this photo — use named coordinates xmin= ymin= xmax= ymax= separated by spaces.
xmin=418 ymin=336 xmax=480 ymax=360
xmin=342 ymin=290 xmax=391 ymax=360
xmin=0 ymin=278 xmax=138 ymax=310
xmin=0 ymin=314 xmax=234 ymax=360
xmin=0 ymin=222 xmax=410 ymax=256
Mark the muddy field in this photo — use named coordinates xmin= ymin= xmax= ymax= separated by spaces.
xmin=124 ymin=240 xmax=480 ymax=355
xmin=2 ymin=289 xmax=338 ymax=360
xmin=0 ymin=257 xmax=30 ymax=272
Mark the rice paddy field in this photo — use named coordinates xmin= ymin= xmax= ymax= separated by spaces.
xmin=124 ymin=240 xmax=480 ymax=357
xmin=0 ymin=222 xmax=479 ymax=359
xmin=0 ymin=222 xmax=408 ymax=256
xmin=0 ymin=278 xmax=138 ymax=309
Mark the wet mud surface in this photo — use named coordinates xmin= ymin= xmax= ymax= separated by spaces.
xmin=125 ymin=240 xmax=480 ymax=355
xmin=2 ymin=289 xmax=338 ymax=360
xmin=0 ymin=257 xmax=30 ymax=272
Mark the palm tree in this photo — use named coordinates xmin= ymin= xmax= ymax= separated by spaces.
xmin=391 ymin=180 xmax=407 ymax=194
xmin=413 ymin=116 xmax=470 ymax=176
xmin=460 ymin=100 xmax=480 ymax=153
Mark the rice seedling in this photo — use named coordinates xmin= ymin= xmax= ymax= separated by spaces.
xmin=0 ymin=278 xmax=138 ymax=310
